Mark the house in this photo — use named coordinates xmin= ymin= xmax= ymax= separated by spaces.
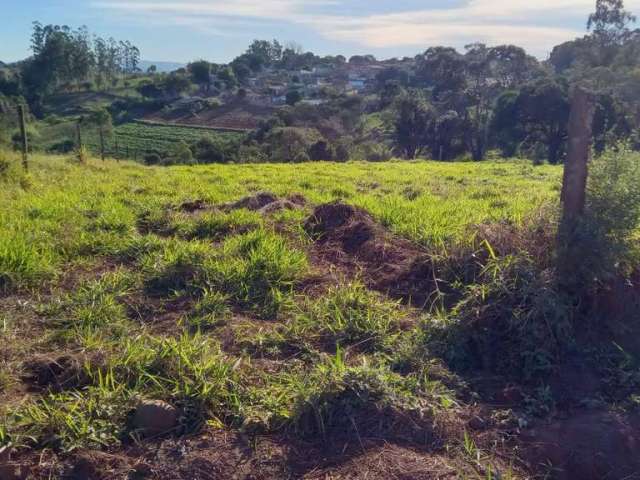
xmin=300 ymin=99 xmax=326 ymax=106
xmin=348 ymin=75 xmax=367 ymax=92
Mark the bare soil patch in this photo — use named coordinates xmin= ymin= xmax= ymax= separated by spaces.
xmin=303 ymin=202 xmax=442 ymax=307
xmin=521 ymin=410 xmax=640 ymax=480
xmin=21 ymin=352 xmax=105 ymax=393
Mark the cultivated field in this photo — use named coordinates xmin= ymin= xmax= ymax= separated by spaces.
xmin=3 ymin=151 xmax=638 ymax=479
xmin=34 ymin=121 xmax=244 ymax=158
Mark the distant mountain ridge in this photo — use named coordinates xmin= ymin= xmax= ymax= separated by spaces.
xmin=139 ymin=60 xmax=185 ymax=73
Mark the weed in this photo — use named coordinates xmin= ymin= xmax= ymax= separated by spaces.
xmin=141 ymin=240 xmax=212 ymax=295
xmin=426 ymin=254 xmax=573 ymax=379
xmin=289 ymin=281 xmax=403 ymax=350
xmin=0 ymin=228 xmax=56 ymax=291
xmin=208 ymin=229 xmax=308 ymax=319
xmin=187 ymin=289 xmax=231 ymax=331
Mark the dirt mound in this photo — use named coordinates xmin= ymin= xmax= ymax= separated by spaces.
xmin=225 ymin=192 xmax=306 ymax=216
xmin=522 ymin=410 xmax=640 ymax=480
xmin=179 ymin=199 xmax=208 ymax=213
xmin=258 ymin=199 xmax=298 ymax=215
xmin=288 ymin=193 xmax=307 ymax=207
xmin=228 ymin=192 xmax=279 ymax=211
xmin=304 ymin=202 xmax=440 ymax=306
xmin=21 ymin=353 xmax=103 ymax=392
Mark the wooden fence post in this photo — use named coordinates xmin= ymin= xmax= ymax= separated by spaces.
xmin=561 ymin=87 xmax=596 ymax=222
xmin=76 ymin=118 xmax=85 ymax=163
xmin=17 ymin=105 xmax=28 ymax=171
xmin=99 ymin=125 xmax=105 ymax=161
xmin=557 ymin=86 xmax=597 ymax=288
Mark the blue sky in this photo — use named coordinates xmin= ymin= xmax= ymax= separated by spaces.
xmin=1 ymin=0 xmax=638 ymax=64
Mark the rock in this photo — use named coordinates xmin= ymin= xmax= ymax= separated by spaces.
xmin=133 ymin=400 xmax=179 ymax=437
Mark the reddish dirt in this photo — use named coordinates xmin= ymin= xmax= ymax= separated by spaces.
xmin=177 ymin=192 xmax=306 ymax=217
xmin=15 ymin=425 xmax=486 ymax=480
xmin=145 ymin=99 xmax=277 ymax=131
xmin=228 ymin=191 xmax=279 ymax=211
xmin=521 ymin=410 xmax=640 ymax=480
xmin=21 ymin=352 xmax=105 ymax=393
xmin=304 ymin=202 xmax=442 ymax=307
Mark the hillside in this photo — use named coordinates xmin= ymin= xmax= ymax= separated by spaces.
xmin=144 ymin=98 xmax=278 ymax=132
xmin=2 ymin=150 xmax=640 ymax=479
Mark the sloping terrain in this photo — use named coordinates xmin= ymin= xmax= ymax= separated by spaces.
xmin=145 ymin=99 xmax=277 ymax=131
xmin=1 ymin=152 xmax=639 ymax=479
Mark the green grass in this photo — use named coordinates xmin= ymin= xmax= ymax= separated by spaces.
xmin=0 ymin=151 xmax=560 ymax=292
xmin=0 ymin=149 xmax=566 ymax=478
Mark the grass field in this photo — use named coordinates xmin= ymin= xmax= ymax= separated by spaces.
xmin=5 ymin=150 xmax=638 ymax=479
xmin=33 ymin=120 xmax=244 ymax=158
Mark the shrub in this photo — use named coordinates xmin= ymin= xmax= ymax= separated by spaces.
xmin=333 ymin=136 xmax=353 ymax=162
xmin=558 ymin=146 xmax=640 ymax=288
xmin=169 ymin=141 xmax=195 ymax=165
xmin=426 ymin=254 xmax=573 ymax=380
xmin=193 ymin=135 xmax=232 ymax=163
xmin=48 ymin=140 xmax=75 ymax=154
xmin=266 ymin=127 xmax=322 ymax=163
xmin=309 ymin=140 xmax=335 ymax=161
xmin=236 ymin=144 xmax=268 ymax=163
xmin=144 ymin=152 xmax=162 ymax=165
xmin=355 ymin=142 xmax=393 ymax=162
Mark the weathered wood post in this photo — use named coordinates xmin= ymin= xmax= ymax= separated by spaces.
xmin=76 ymin=117 xmax=85 ymax=163
xmin=557 ymin=86 xmax=597 ymax=287
xmin=561 ymin=87 xmax=596 ymax=222
xmin=99 ymin=125 xmax=106 ymax=161
xmin=17 ymin=105 xmax=28 ymax=171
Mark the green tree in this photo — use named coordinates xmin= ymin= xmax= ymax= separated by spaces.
xmin=588 ymin=0 xmax=636 ymax=44
xmin=162 ymin=73 xmax=191 ymax=97
xmin=286 ymin=89 xmax=302 ymax=106
xmin=188 ymin=60 xmax=212 ymax=92
xmin=393 ymin=92 xmax=435 ymax=159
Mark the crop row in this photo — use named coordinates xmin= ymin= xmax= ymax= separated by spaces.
xmin=35 ymin=120 xmax=244 ymax=158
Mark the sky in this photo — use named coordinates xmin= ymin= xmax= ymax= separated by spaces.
xmin=1 ymin=0 xmax=639 ymax=64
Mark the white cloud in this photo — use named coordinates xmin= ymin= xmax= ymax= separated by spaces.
xmin=92 ymin=0 xmax=640 ymax=58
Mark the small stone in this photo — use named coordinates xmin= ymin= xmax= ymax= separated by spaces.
xmin=133 ymin=400 xmax=179 ymax=437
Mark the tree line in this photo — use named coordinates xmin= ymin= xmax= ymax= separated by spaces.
xmin=391 ymin=0 xmax=639 ymax=163
xmin=8 ymin=22 xmax=140 ymax=114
